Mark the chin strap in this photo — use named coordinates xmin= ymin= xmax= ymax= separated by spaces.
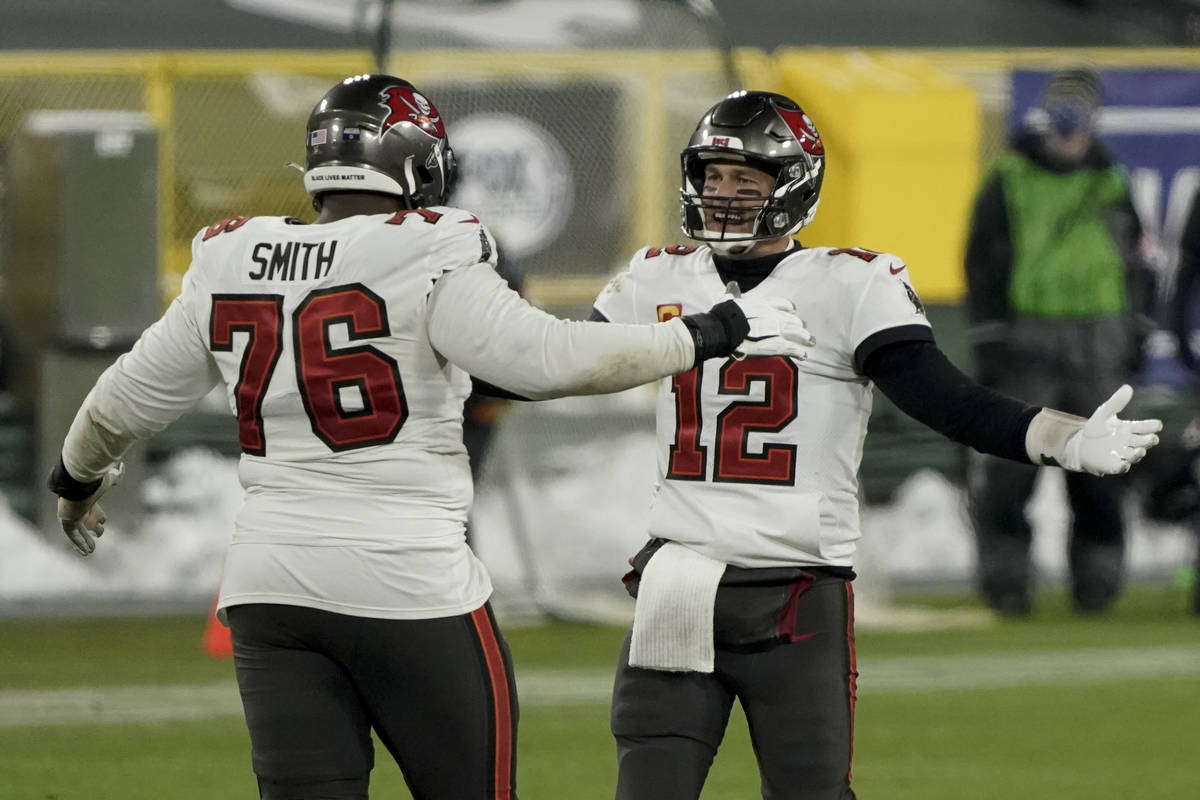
xmin=707 ymin=239 xmax=756 ymax=256
xmin=705 ymin=237 xmax=797 ymax=260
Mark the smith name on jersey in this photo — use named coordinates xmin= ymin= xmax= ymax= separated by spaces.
xmin=593 ymin=244 xmax=931 ymax=570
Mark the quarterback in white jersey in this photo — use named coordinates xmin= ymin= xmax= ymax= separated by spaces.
xmin=595 ymin=242 xmax=928 ymax=569
xmin=46 ymin=76 xmax=814 ymax=800
xmin=598 ymin=90 xmax=1162 ymax=800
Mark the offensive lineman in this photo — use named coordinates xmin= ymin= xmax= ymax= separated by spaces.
xmin=44 ymin=75 xmax=815 ymax=800
xmin=590 ymin=90 xmax=1163 ymax=800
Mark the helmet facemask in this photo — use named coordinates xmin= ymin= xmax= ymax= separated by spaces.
xmin=681 ymin=152 xmax=821 ymax=255
xmin=679 ymin=91 xmax=825 ymax=256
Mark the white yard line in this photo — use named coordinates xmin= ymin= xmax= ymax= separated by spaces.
xmin=2 ymin=644 xmax=1199 ymax=728
xmin=0 ymin=684 xmax=244 ymax=728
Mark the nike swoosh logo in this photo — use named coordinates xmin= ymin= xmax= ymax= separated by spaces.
xmin=889 ymin=265 xmax=905 ymax=274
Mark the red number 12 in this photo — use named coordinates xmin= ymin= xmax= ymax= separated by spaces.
xmin=666 ymin=356 xmax=799 ymax=485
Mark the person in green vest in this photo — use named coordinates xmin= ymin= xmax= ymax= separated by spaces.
xmin=964 ymin=66 xmax=1157 ymax=616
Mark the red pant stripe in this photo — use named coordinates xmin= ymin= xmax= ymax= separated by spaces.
xmin=470 ymin=606 xmax=513 ymax=799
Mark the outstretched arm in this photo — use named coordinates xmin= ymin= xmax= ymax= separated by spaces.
xmin=865 ymin=339 xmax=1160 ymax=475
xmin=428 ymin=263 xmax=813 ymax=399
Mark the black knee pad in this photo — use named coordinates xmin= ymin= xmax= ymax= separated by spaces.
xmin=257 ymin=775 xmax=369 ymax=800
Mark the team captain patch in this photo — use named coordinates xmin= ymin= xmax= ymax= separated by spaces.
xmin=657 ymin=303 xmax=683 ymax=322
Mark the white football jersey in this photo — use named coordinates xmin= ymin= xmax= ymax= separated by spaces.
xmin=61 ymin=208 xmax=697 ymax=620
xmin=593 ymin=243 xmax=932 ymax=569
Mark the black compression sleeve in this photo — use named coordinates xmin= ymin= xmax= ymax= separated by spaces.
xmin=862 ymin=340 xmax=1040 ymax=464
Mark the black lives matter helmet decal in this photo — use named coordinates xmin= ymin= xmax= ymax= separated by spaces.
xmin=680 ymin=90 xmax=825 ymax=250
xmin=303 ymin=74 xmax=457 ymax=208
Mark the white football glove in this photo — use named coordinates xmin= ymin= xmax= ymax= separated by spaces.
xmin=1062 ymin=385 xmax=1162 ymax=476
xmin=726 ymin=284 xmax=816 ymax=360
xmin=58 ymin=462 xmax=125 ymax=556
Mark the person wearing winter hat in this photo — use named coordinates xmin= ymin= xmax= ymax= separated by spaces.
xmin=1037 ymin=67 xmax=1104 ymax=166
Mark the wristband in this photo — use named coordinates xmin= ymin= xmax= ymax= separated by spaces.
xmin=680 ymin=300 xmax=750 ymax=365
xmin=47 ymin=457 xmax=103 ymax=501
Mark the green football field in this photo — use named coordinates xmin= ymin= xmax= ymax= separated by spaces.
xmin=2 ymin=587 xmax=1198 ymax=799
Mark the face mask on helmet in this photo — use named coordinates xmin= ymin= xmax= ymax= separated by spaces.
xmin=679 ymin=91 xmax=824 ymax=256
xmin=302 ymin=74 xmax=458 ymax=209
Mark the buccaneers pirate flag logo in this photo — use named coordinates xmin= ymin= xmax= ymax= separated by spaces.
xmin=380 ymin=86 xmax=446 ymax=139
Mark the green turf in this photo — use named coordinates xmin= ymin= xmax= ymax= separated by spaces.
xmin=1 ymin=588 xmax=1197 ymax=799
xmin=0 ymin=615 xmax=234 ymax=688
xmin=851 ymin=678 xmax=1200 ymax=800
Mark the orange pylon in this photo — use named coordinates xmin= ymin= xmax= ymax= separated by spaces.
xmin=202 ymin=595 xmax=233 ymax=658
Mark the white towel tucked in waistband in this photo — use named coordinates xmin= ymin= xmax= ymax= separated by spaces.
xmin=629 ymin=541 xmax=727 ymax=673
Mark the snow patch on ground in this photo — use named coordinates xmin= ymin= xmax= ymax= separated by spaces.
xmin=3 ymin=447 xmax=1193 ymax=620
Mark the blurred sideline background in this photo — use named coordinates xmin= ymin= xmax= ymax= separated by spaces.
xmin=0 ymin=0 xmax=1198 ymax=624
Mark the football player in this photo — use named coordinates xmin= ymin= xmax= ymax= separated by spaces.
xmin=590 ymin=90 xmax=1163 ymax=800
xmin=45 ymin=75 xmax=815 ymax=800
